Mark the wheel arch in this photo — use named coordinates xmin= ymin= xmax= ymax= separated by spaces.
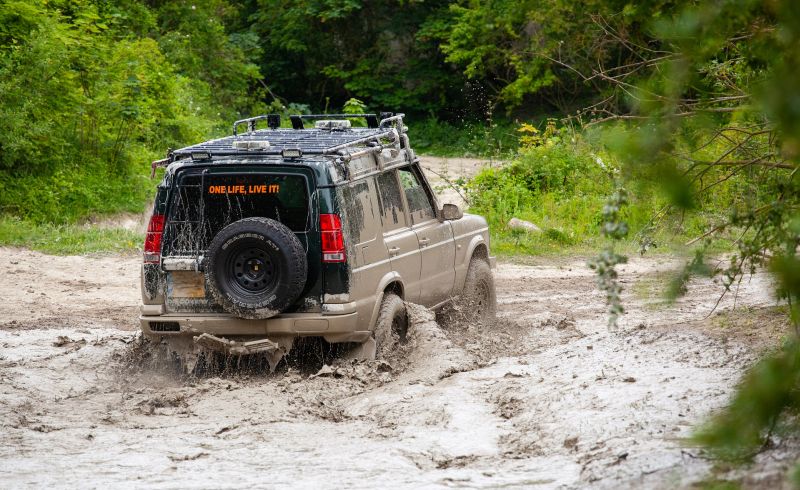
xmin=455 ymin=236 xmax=490 ymax=293
xmin=367 ymin=272 xmax=405 ymax=331
xmin=469 ymin=241 xmax=490 ymax=263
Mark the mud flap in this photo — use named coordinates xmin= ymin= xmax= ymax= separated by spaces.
xmin=159 ymin=336 xmax=199 ymax=374
xmin=193 ymin=333 xmax=293 ymax=372
xmin=341 ymin=337 xmax=377 ymax=361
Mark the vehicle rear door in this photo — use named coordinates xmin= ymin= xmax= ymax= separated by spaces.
xmin=376 ymin=169 xmax=422 ymax=303
xmin=397 ymin=165 xmax=456 ymax=307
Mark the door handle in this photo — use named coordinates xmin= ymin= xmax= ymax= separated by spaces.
xmin=389 ymin=246 xmax=400 ymax=257
xmin=419 ymin=237 xmax=430 ymax=246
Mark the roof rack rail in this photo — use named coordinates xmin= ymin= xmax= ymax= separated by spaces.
xmin=291 ymin=113 xmax=377 ymax=129
xmin=287 ymin=112 xmax=403 ymax=130
xmin=150 ymin=113 xmax=408 ymax=177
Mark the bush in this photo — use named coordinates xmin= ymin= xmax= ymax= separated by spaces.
xmin=462 ymin=115 xmax=765 ymax=256
xmin=409 ymin=118 xmax=518 ymax=157
xmin=0 ymin=1 xmax=249 ymax=224
xmin=465 ymin=131 xmax=623 ymax=254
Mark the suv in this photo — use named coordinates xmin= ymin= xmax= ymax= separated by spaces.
xmin=140 ymin=113 xmax=496 ymax=369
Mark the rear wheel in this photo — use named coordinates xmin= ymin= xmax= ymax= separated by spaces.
xmin=373 ymin=293 xmax=408 ymax=359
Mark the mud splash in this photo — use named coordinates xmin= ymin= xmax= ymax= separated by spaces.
xmin=0 ymin=248 xmax=794 ymax=488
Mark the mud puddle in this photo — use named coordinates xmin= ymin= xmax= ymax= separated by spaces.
xmin=0 ymin=248 xmax=792 ymax=488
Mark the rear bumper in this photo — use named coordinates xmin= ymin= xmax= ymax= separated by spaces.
xmin=140 ymin=310 xmax=369 ymax=343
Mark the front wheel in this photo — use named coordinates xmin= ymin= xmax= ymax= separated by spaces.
xmin=458 ymin=258 xmax=496 ymax=323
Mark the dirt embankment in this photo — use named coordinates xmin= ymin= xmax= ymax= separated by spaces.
xmin=0 ymin=248 xmax=791 ymax=488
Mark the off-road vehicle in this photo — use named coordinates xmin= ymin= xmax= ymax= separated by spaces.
xmin=140 ymin=113 xmax=496 ymax=369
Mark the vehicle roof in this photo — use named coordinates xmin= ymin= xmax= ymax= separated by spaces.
xmin=155 ymin=113 xmax=408 ymax=186
xmin=172 ymin=127 xmax=393 ymax=159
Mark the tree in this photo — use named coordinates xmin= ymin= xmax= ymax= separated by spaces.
xmin=249 ymin=0 xmax=468 ymax=115
xmin=580 ymin=0 xmax=800 ymax=464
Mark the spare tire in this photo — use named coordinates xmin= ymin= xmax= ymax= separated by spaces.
xmin=204 ymin=217 xmax=307 ymax=319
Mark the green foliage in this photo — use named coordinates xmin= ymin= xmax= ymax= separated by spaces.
xmin=563 ymin=0 xmax=800 ymax=476
xmin=0 ymin=0 xmax=253 ymax=223
xmin=153 ymin=0 xmax=265 ymax=119
xmin=464 ymin=118 xmax=739 ymax=259
xmin=343 ymin=97 xmax=368 ymax=127
xmin=588 ymin=189 xmax=629 ymax=325
xmin=239 ymin=0 xmax=689 ymax=116
xmin=465 ymin=127 xmax=620 ymax=255
xmin=431 ymin=0 xmax=679 ymax=111
xmin=468 ymin=140 xmax=606 ymax=217
xmin=0 ymin=217 xmax=142 ymax=254
xmin=409 ymin=118 xmax=518 ymax=158
xmin=342 ymin=98 xmax=367 ymax=115
xmin=251 ymin=0 xmax=468 ymax=115
xmin=0 ymin=160 xmax=153 ymax=223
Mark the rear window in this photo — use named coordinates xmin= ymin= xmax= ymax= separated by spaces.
xmin=164 ymin=172 xmax=310 ymax=255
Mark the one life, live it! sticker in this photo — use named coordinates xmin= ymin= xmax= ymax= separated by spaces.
xmin=207 ymin=184 xmax=280 ymax=195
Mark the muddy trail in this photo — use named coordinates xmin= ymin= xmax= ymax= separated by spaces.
xmin=0 ymin=248 xmax=791 ymax=488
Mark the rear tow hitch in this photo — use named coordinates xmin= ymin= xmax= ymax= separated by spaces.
xmin=193 ymin=333 xmax=293 ymax=372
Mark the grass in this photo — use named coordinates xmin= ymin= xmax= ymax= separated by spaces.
xmin=486 ymin=227 xmax=728 ymax=259
xmin=0 ymin=217 xmax=143 ymax=255
xmin=693 ymin=479 xmax=741 ymax=490
xmin=409 ymin=118 xmax=519 ymax=158
xmin=460 ymin=130 xmax=745 ymax=259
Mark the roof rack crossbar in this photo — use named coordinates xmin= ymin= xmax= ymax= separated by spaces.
xmin=233 ymin=114 xmax=281 ymax=135
xmin=297 ymin=113 xmax=373 ymax=120
xmin=379 ymin=114 xmax=406 ymax=129
xmin=296 ymin=113 xmax=385 ymax=129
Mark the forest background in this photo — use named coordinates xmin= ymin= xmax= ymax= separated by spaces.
xmin=2 ymin=0 xmax=800 ymax=476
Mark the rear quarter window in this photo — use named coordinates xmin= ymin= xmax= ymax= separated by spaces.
xmin=376 ymin=170 xmax=407 ymax=232
xmin=340 ymin=177 xmax=381 ymax=246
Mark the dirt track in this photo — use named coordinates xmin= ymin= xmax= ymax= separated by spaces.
xmin=0 ymin=248 xmax=791 ymax=488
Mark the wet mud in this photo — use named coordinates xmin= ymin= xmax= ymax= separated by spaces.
xmin=0 ymin=248 xmax=793 ymax=488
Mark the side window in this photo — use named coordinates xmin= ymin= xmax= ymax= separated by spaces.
xmin=340 ymin=178 xmax=381 ymax=245
xmin=376 ymin=170 xmax=407 ymax=232
xmin=398 ymin=166 xmax=436 ymax=225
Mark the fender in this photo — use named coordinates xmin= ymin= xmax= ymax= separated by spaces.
xmin=465 ymin=234 xmax=487 ymax=262
xmin=367 ymin=271 xmax=404 ymax=331
xmin=455 ymin=234 xmax=487 ymax=292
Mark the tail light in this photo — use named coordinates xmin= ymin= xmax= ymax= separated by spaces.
xmin=320 ymin=213 xmax=345 ymax=263
xmin=144 ymin=214 xmax=165 ymax=263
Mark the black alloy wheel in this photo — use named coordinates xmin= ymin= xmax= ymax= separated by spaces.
xmin=227 ymin=244 xmax=278 ymax=295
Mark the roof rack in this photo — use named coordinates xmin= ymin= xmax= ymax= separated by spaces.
xmin=152 ymin=113 xmax=406 ymax=177
xmin=233 ymin=112 xmax=402 ymax=134
xmin=288 ymin=112 xmax=398 ymax=130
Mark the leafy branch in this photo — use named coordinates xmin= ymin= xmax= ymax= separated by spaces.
xmin=588 ymin=188 xmax=629 ymax=327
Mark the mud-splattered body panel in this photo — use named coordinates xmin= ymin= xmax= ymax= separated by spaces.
xmin=140 ymin=119 xmax=494 ymax=344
